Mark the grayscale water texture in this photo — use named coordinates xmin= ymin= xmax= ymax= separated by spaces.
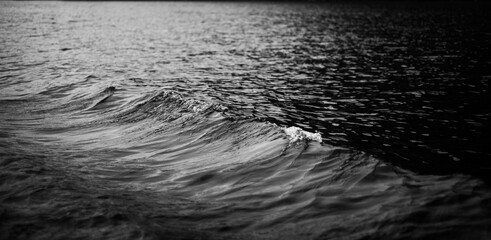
xmin=1 ymin=1 xmax=490 ymax=240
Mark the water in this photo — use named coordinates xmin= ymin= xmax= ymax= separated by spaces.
xmin=1 ymin=1 xmax=491 ymax=239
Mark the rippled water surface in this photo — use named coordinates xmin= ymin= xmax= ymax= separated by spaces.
xmin=1 ymin=1 xmax=491 ymax=240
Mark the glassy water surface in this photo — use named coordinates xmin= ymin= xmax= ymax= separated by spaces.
xmin=1 ymin=1 xmax=490 ymax=240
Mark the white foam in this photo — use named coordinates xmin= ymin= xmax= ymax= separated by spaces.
xmin=283 ymin=126 xmax=322 ymax=143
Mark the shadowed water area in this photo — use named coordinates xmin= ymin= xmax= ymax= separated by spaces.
xmin=1 ymin=1 xmax=491 ymax=239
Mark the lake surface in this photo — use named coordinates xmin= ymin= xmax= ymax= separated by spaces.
xmin=1 ymin=1 xmax=490 ymax=239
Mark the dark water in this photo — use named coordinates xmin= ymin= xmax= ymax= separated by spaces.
xmin=1 ymin=1 xmax=491 ymax=239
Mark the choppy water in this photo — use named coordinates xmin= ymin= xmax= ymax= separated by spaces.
xmin=1 ymin=1 xmax=491 ymax=240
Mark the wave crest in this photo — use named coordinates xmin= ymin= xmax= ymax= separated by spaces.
xmin=146 ymin=90 xmax=227 ymax=114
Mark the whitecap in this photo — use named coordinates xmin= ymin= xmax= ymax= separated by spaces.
xmin=282 ymin=126 xmax=322 ymax=143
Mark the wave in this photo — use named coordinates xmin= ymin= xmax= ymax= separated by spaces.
xmin=2 ymin=85 xmax=490 ymax=240
xmin=109 ymin=89 xmax=325 ymax=150
xmin=27 ymin=87 xmax=331 ymax=190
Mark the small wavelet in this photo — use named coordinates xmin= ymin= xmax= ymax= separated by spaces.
xmin=85 ymin=86 xmax=116 ymax=111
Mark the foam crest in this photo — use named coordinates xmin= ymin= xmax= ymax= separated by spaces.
xmin=283 ymin=126 xmax=322 ymax=143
